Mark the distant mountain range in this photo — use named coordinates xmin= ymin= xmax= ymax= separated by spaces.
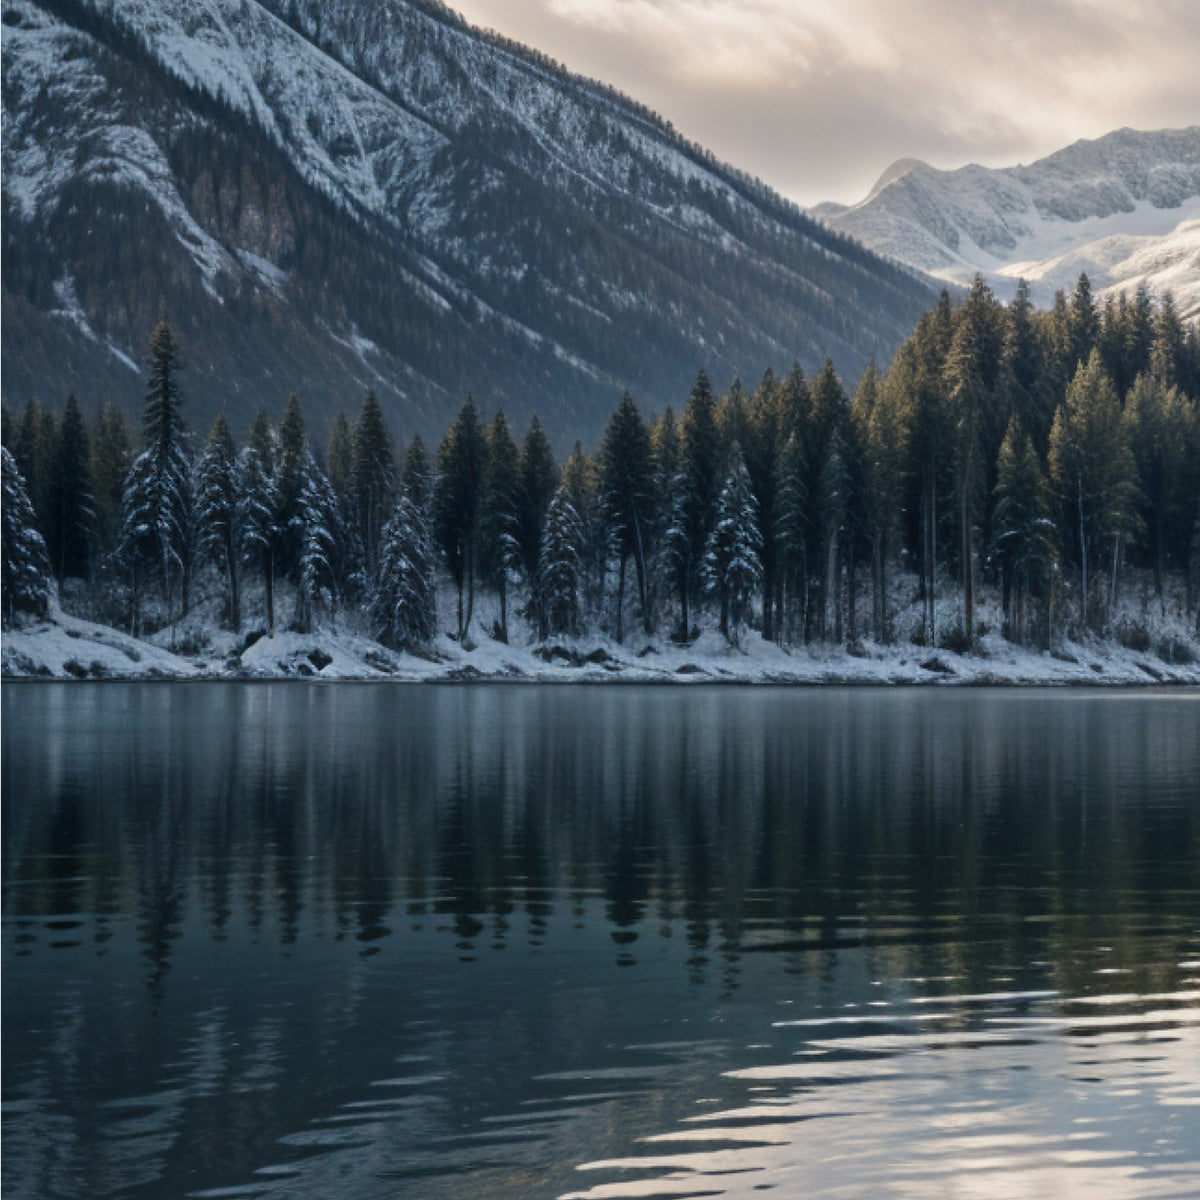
xmin=0 ymin=0 xmax=936 ymax=446
xmin=812 ymin=126 xmax=1200 ymax=319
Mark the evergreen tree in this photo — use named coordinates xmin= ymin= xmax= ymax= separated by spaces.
xmin=773 ymin=430 xmax=808 ymax=645
xmin=276 ymin=393 xmax=308 ymax=579
xmin=2 ymin=446 xmax=52 ymax=624
xmin=435 ymin=396 xmax=485 ymax=642
xmin=808 ymin=360 xmax=851 ymax=641
xmin=1067 ymin=273 xmax=1099 ymax=374
xmin=702 ymin=448 xmax=763 ymax=644
xmin=373 ymin=493 xmax=438 ymax=650
xmin=745 ymin=370 xmax=782 ymax=640
xmin=326 ymin=411 xmax=353 ymax=500
xmin=47 ymin=394 xmax=93 ymax=580
xmin=992 ymin=416 xmax=1056 ymax=645
xmin=194 ymin=413 xmax=242 ymax=630
xmin=1151 ymin=292 xmax=1186 ymax=388
xmin=539 ymin=485 xmax=584 ymax=637
xmin=517 ymin=416 xmax=558 ymax=635
xmin=238 ymin=410 xmax=281 ymax=632
xmin=479 ymin=411 xmax=522 ymax=642
xmin=90 ymin=402 xmax=133 ymax=560
xmin=678 ymin=368 xmax=721 ymax=637
xmin=599 ymin=392 xmax=655 ymax=641
xmin=120 ymin=319 xmax=191 ymax=631
xmin=349 ymin=391 xmax=396 ymax=578
xmin=401 ymin=435 xmax=432 ymax=513
xmin=1048 ymin=350 xmax=1140 ymax=629
xmin=297 ymin=455 xmax=347 ymax=629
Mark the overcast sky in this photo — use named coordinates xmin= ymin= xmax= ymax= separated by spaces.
xmin=452 ymin=0 xmax=1200 ymax=206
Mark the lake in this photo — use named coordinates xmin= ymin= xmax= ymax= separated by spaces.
xmin=3 ymin=684 xmax=1199 ymax=1199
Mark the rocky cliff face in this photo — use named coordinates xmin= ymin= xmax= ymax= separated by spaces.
xmin=1 ymin=0 xmax=936 ymax=445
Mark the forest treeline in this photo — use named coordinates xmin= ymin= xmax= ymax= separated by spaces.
xmin=4 ymin=273 xmax=1200 ymax=650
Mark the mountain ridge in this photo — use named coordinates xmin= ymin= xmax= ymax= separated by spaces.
xmin=812 ymin=126 xmax=1200 ymax=317
xmin=1 ymin=0 xmax=937 ymax=445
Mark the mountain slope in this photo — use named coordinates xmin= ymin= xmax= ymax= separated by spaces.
xmin=1 ymin=0 xmax=937 ymax=445
xmin=813 ymin=127 xmax=1200 ymax=318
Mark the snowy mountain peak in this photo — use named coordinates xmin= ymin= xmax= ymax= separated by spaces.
xmin=812 ymin=126 xmax=1200 ymax=317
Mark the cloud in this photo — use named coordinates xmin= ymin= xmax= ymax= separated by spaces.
xmin=451 ymin=0 xmax=1200 ymax=204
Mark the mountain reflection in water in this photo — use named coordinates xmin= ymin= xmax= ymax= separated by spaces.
xmin=3 ymin=684 xmax=1198 ymax=1200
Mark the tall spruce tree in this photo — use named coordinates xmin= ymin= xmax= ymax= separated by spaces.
xmin=2 ymin=446 xmax=52 ymax=624
xmin=992 ymin=416 xmax=1056 ymax=646
xmin=47 ymin=395 xmax=93 ymax=580
xmin=678 ymin=368 xmax=720 ymax=638
xmin=90 ymin=402 xmax=133 ymax=560
xmin=349 ymin=391 xmax=396 ymax=579
xmin=479 ymin=411 xmax=522 ymax=642
xmin=326 ymin=411 xmax=353 ymax=500
xmin=517 ymin=416 xmax=558 ymax=634
xmin=1048 ymin=350 xmax=1140 ymax=629
xmin=238 ymin=409 xmax=281 ymax=632
xmin=703 ymin=448 xmax=762 ymax=644
xmin=539 ymin=485 xmax=584 ymax=637
xmin=195 ymin=413 xmax=242 ymax=630
xmin=374 ymin=493 xmax=438 ymax=650
xmin=297 ymin=455 xmax=346 ymax=629
xmin=600 ymin=392 xmax=655 ymax=641
xmin=435 ymin=397 xmax=485 ymax=642
xmin=120 ymin=319 xmax=191 ymax=631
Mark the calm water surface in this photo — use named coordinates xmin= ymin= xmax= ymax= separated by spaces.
xmin=3 ymin=684 xmax=1199 ymax=1200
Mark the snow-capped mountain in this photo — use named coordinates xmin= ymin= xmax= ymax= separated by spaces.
xmin=0 ymin=0 xmax=936 ymax=445
xmin=812 ymin=127 xmax=1200 ymax=318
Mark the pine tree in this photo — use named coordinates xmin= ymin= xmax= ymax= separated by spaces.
xmin=120 ymin=319 xmax=191 ymax=632
xmin=992 ymin=416 xmax=1056 ymax=645
xmin=2 ymin=446 xmax=52 ymax=624
xmin=745 ymin=370 xmax=781 ymax=640
xmin=297 ymin=455 xmax=346 ymax=629
xmin=47 ymin=394 xmax=93 ymax=580
xmin=326 ymin=411 xmax=353 ymax=500
xmin=349 ymin=392 xmax=396 ymax=579
xmin=1048 ymin=350 xmax=1140 ymax=629
xmin=479 ymin=411 xmax=522 ymax=642
xmin=373 ymin=492 xmax=438 ymax=650
xmin=808 ymin=360 xmax=851 ymax=641
xmin=702 ymin=448 xmax=763 ymax=644
xmin=678 ymin=368 xmax=721 ymax=638
xmin=517 ymin=416 xmax=557 ymax=635
xmin=90 ymin=402 xmax=132 ymax=560
xmin=238 ymin=410 xmax=281 ymax=632
xmin=435 ymin=396 xmax=485 ymax=642
xmin=773 ymin=430 xmax=808 ymax=646
xmin=599 ymin=392 xmax=654 ymax=641
xmin=276 ymin=392 xmax=308 ymax=580
xmin=195 ymin=413 xmax=242 ymax=630
xmin=539 ymin=485 xmax=584 ymax=637
xmin=401 ymin=435 xmax=432 ymax=513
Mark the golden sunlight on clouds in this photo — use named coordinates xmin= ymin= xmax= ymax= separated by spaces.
xmin=451 ymin=0 xmax=1200 ymax=204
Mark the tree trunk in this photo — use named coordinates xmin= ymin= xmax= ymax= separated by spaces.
xmin=961 ymin=479 xmax=974 ymax=649
xmin=265 ymin=547 xmax=275 ymax=634
xmin=1078 ymin=479 xmax=1088 ymax=630
xmin=498 ymin=576 xmax=508 ymax=644
xmin=464 ymin=543 xmax=475 ymax=642
xmin=617 ymin=554 xmax=626 ymax=643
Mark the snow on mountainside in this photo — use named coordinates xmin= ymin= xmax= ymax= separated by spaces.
xmin=813 ymin=127 xmax=1200 ymax=317
xmin=1 ymin=0 xmax=936 ymax=445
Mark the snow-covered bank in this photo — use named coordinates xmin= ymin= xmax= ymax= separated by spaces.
xmin=4 ymin=606 xmax=1199 ymax=686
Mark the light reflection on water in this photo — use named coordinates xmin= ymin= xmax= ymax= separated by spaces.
xmin=2 ymin=684 xmax=1199 ymax=1200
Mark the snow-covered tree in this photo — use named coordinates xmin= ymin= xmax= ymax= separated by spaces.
xmin=194 ymin=413 xmax=241 ymax=630
xmin=296 ymin=453 xmax=347 ymax=630
xmin=120 ymin=320 xmax=191 ymax=631
xmin=373 ymin=492 xmax=437 ymax=650
xmin=2 ymin=446 xmax=52 ymax=624
xmin=479 ymin=411 xmax=522 ymax=642
xmin=238 ymin=412 xmax=282 ymax=632
xmin=539 ymin=485 xmax=584 ymax=637
xmin=703 ymin=449 xmax=763 ymax=644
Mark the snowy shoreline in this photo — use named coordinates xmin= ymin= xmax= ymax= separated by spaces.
xmin=5 ymin=604 xmax=1199 ymax=688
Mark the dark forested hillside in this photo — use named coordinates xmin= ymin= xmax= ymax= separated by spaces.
xmin=0 ymin=0 xmax=936 ymax=448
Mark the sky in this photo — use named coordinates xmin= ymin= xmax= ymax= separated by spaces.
xmin=451 ymin=0 xmax=1200 ymax=207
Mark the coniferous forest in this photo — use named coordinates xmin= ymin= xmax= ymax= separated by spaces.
xmin=4 ymin=274 xmax=1200 ymax=660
